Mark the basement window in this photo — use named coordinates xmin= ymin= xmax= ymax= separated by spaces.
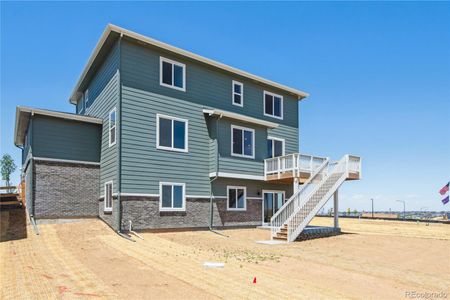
xmin=160 ymin=57 xmax=186 ymax=91
xmin=109 ymin=108 xmax=116 ymax=147
xmin=227 ymin=186 xmax=246 ymax=211
xmin=160 ymin=182 xmax=186 ymax=211
xmin=104 ymin=181 xmax=113 ymax=212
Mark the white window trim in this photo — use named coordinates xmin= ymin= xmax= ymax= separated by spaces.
xmin=156 ymin=113 xmax=189 ymax=153
xmin=231 ymin=125 xmax=255 ymax=159
xmin=104 ymin=181 xmax=113 ymax=212
xmin=227 ymin=186 xmax=247 ymax=211
xmin=159 ymin=182 xmax=186 ymax=211
xmin=267 ymin=136 xmax=285 ymax=158
xmin=262 ymin=190 xmax=286 ymax=223
xmin=159 ymin=57 xmax=186 ymax=92
xmin=263 ymin=91 xmax=284 ymax=120
xmin=232 ymin=80 xmax=244 ymax=107
xmin=109 ymin=107 xmax=117 ymax=147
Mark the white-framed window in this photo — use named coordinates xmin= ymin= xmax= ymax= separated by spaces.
xmin=232 ymin=80 xmax=243 ymax=107
xmin=156 ymin=114 xmax=188 ymax=152
xmin=231 ymin=125 xmax=254 ymax=159
xmin=264 ymin=91 xmax=283 ymax=119
xmin=267 ymin=137 xmax=285 ymax=158
xmin=160 ymin=57 xmax=186 ymax=91
xmin=227 ymin=186 xmax=246 ymax=211
xmin=159 ymin=182 xmax=186 ymax=211
xmin=109 ymin=108 xmax=117 ymax=147
xmin=104 ymin=181 xmax=113 ymax=212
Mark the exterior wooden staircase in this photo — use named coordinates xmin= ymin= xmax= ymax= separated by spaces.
xmin=270 ymin=155 xmax=361 ymax=242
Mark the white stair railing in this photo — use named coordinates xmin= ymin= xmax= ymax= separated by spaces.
xmin=270 ymin=154 xmax=361 ymax=242
xmin=286 ymin=155 xmax=349 ymax=242
xmin=270 ymin=157 xmax=330 ymax=238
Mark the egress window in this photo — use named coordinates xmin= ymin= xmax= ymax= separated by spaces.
xmin=160 ymin=57 xmax=186 ymax=91
xmin=232 ymin=81 xmax=243 ymax=107
xmin=231 ymin=125 xmax=254 ymax=159
xmin=264 ymin=91 xmax=283 ymax=119
xmin=227 ymin=186 xmax=246 ymax=211
xmin=160 ymin=182 xmax=185 ymax=211
xmin=157 ymin=114 xmax=188 ymax=152
xmin=109 ymin=108 xmax=116 ymax=147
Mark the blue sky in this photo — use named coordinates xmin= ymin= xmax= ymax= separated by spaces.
xmin=1 ymin=2 xmax=449 ymax=211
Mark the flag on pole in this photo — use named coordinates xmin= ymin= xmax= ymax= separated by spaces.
xmin=439 ymin=182 xmax=449 ymax=195
xmin=442 ymin=196 xmax=449 ymax=205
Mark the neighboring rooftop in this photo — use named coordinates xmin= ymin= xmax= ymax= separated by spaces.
xmin=69 ymin=23 xmax=309 ymax=104
xmin=14 ymin=106 xmax=102 ymax=147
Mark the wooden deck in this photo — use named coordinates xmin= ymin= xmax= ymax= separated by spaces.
xmin=265 ymin=171 xmax=361 ymax=184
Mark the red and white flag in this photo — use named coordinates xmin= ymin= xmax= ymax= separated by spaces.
xmin=439 ymin=182 xmax=449 ymax=195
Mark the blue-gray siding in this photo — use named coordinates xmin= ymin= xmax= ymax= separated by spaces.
xmin=83 ymin=41 xmax=120 ymax=194
xmin=31 ymin=115 xmax=101 ymax=162
xmin=121 ymin=87 xmax=210 ymax=195
xmin=211 ymin=178 xmax=293 ymax=198
xmin=120 ymin=40 xmax=299 ymax=196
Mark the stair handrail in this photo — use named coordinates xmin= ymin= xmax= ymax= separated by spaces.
xmin=270 ymin=157 xmax=330 ymax=237
xmin=287 ymin=155 xmax=349 ymax=242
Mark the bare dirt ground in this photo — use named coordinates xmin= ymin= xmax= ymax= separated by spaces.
xmin=1 ymin=212 xmax=449 ymax=300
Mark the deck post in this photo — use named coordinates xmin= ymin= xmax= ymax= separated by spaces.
xmin=293 ymin=177 xmax=299 ymax=194
xmin=333 ymin=189 xmax=339 ymax=228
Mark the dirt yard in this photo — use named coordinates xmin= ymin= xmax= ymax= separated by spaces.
xmin=1 ymin=212 xmax=449 ymax=299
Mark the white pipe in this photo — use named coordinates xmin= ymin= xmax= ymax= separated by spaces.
xmin=128 ymin=220 xmax=144 ymax=240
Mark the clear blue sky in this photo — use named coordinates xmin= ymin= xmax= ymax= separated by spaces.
xmin=1 ymin=2 xmax=449 ymax=211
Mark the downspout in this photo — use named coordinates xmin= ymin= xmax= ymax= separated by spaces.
xmin=209 ymin=114 xmax=226 ymax=235
xmin=15 ymin=118 xmax=39 ymax=235
xmin=117 ymin=33 xmax=124 ymax=234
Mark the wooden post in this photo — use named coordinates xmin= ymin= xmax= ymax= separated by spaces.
xmin=334 ymin=189 xmax=339 ymax=228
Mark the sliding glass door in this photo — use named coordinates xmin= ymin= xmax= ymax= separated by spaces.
xmin=263 ymin=191 xmax=285 ymax=224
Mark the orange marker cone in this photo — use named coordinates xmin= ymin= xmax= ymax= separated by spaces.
xmin=253 ymin=277 xmax=257 ymax=284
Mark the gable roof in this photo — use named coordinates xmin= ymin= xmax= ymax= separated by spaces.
xmin=69 ymin=24 xmax=309 ymax=104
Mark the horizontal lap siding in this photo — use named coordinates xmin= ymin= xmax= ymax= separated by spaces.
xmin=121 ymin=40 xmax=298 ymax=126
xmin=268 ymin=124 xmax=299 ymax=154
xmin=121 ymin=87 xmax=210 ymax=195
xmin=217 ymin=118 xmax=265 ymax=175
xmin=32 ymin=116 xmax=101 ymax=162
xmin=120 ymin=39 xmax=299 ymax=192
xmin=211 ymin=178 xmax=293 ymax=199
xmin=84 ymin=42 xmax=120 ymax=194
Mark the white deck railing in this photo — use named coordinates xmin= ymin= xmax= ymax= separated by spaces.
xmin=264 ymin=153 xmax=328 ymax=180
xmin=269 ymin=154 xmax=362 ymax=242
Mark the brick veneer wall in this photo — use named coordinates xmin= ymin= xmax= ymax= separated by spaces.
xmin=120 ymin=196 xmax=262 ymax=231
xmin=98 ymin=197 xmax=119 ymax=230
xmin=33 ymin=160 xmax=99 ymax=218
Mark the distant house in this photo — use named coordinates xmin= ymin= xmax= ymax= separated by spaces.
xmin=14 ymin=24 xmax=361 ymax=242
